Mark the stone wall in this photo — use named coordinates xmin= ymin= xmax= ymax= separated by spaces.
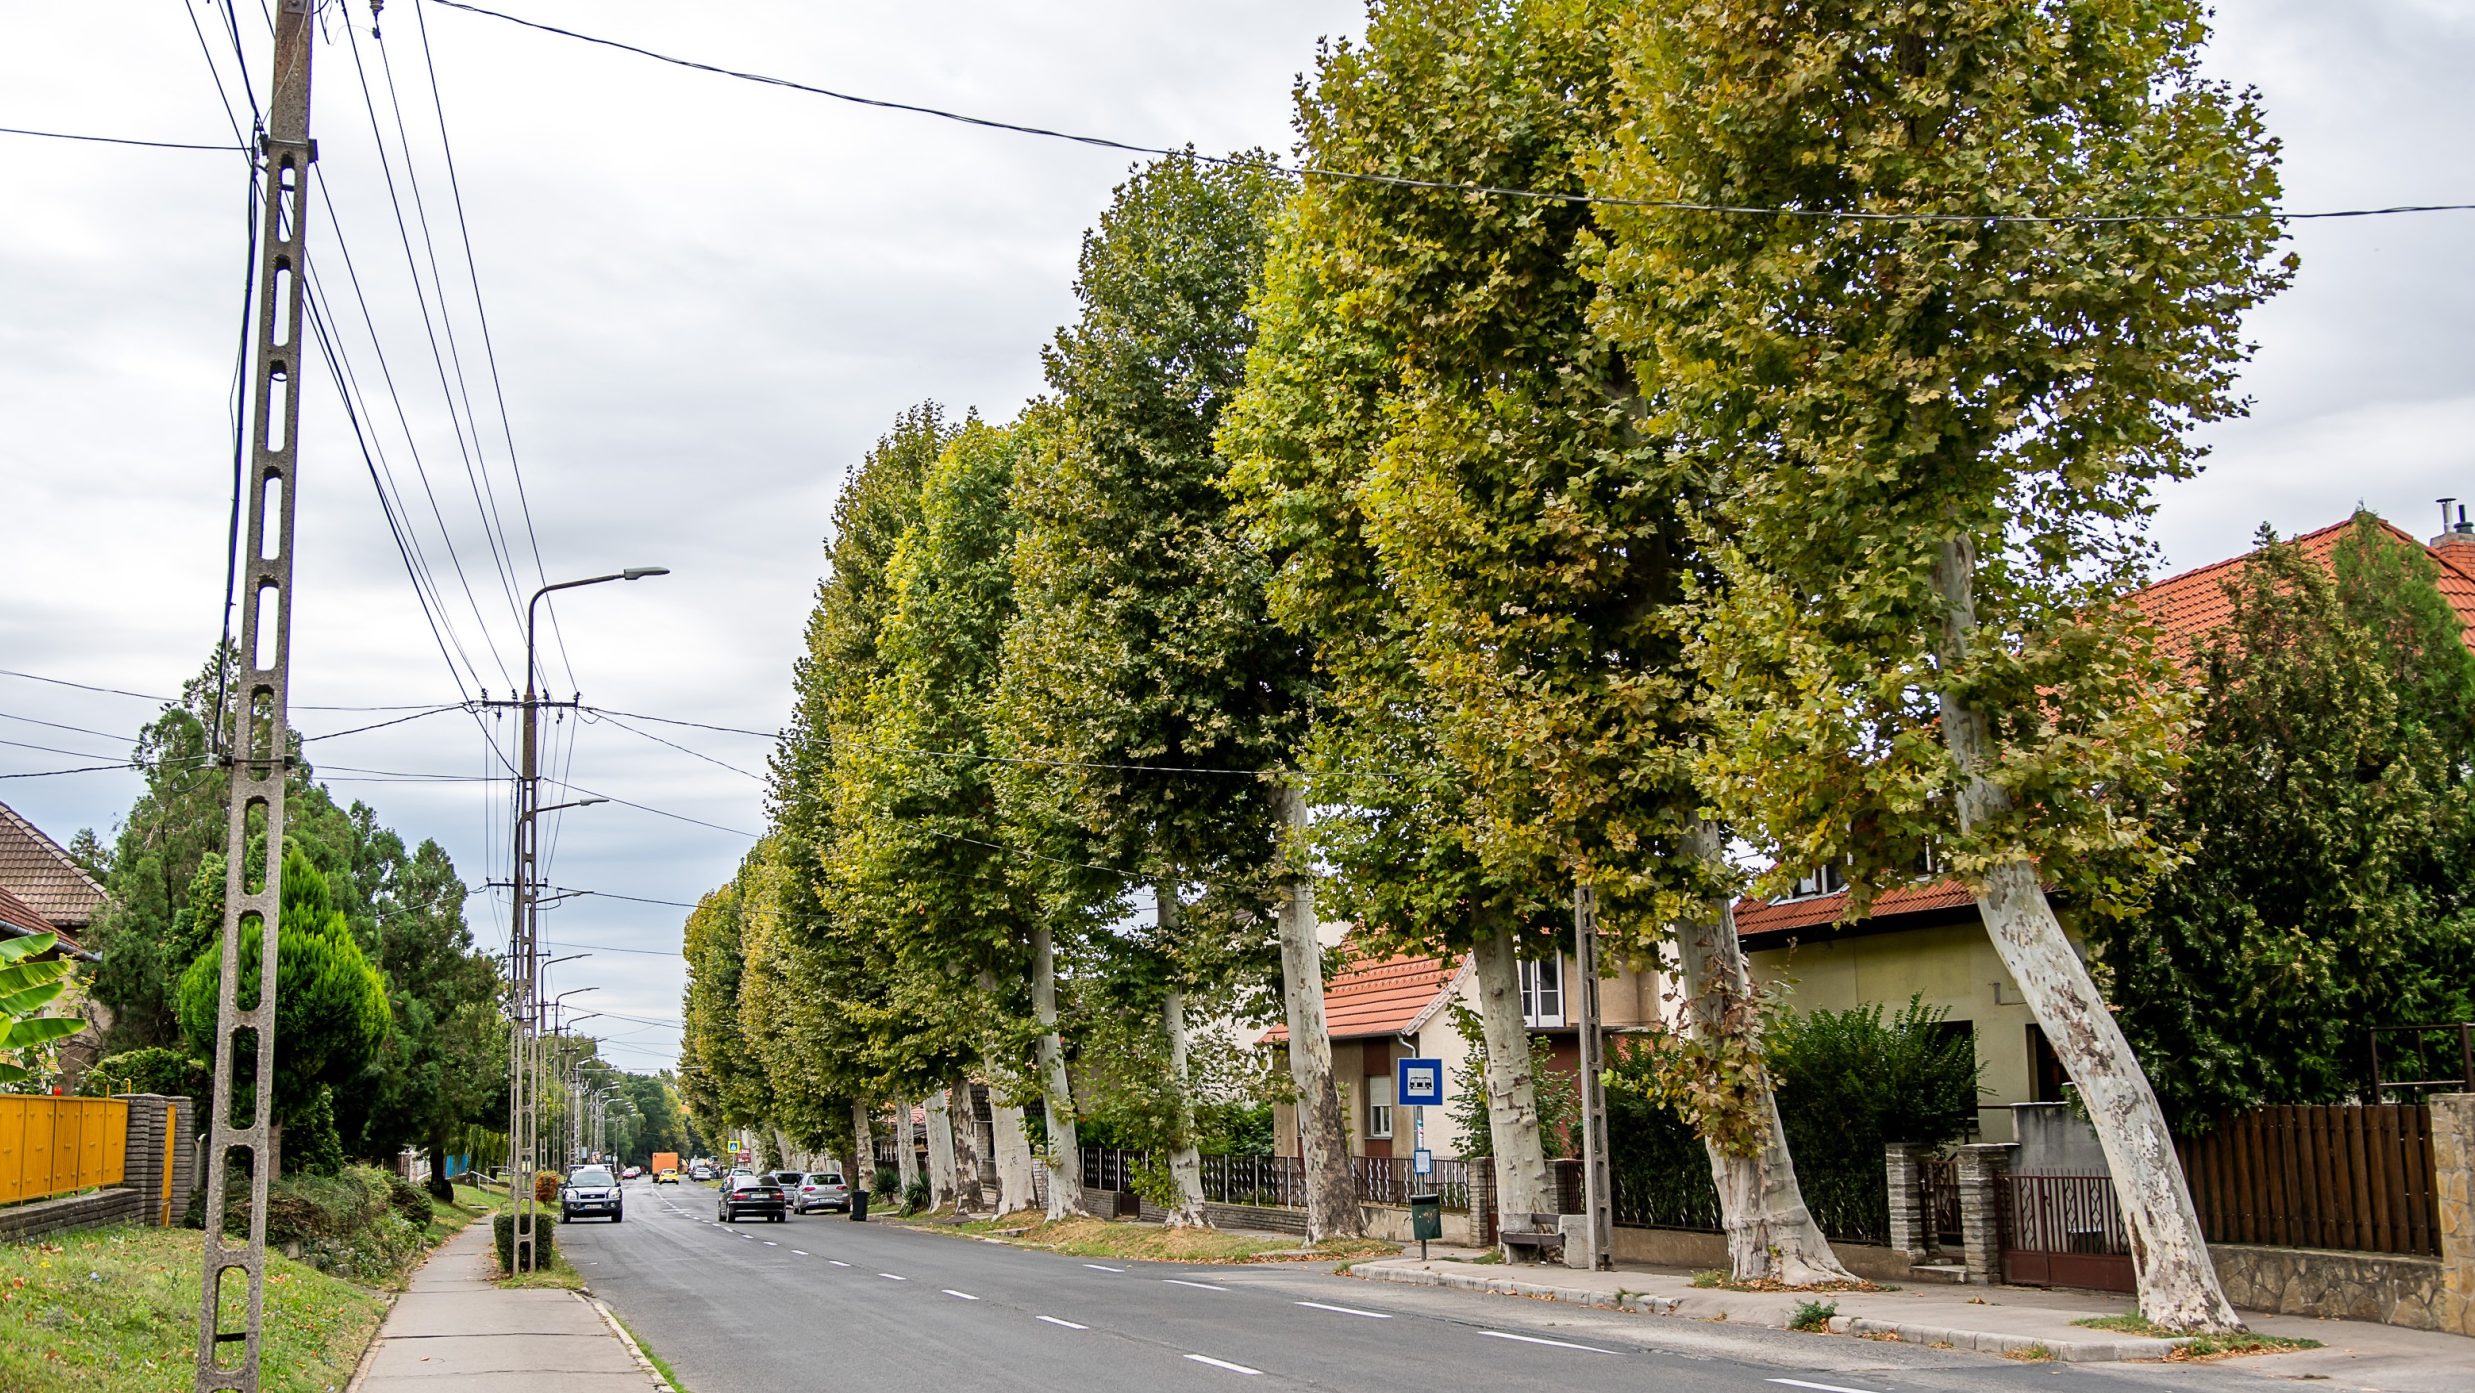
xmin=2435 ymin=1093 xmax=2472 ymax=1337
xmin=0 ymin=1187 xmax=147 ymax=1240
xmin=2210 ymin=1243 xmax=2448 ymax=1331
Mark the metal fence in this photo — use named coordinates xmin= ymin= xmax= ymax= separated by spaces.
xmin=1999 ymin=1173 xmax=2134 ymax=1292
xmin=1076 ymin=1149 xmax=1476 ymax=1213
xmin=0 ymin=1096 xmax=127 ymax=1207
xmin=1920 ymin=1154 xmax=1963 ymax=1249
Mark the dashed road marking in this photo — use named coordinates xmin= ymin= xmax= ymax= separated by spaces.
xmin=1478 ymin=1331 xmax=1613 ymax=1354
xmin=1036 ymin=1316 xmax=1087 ymax=1330
xmin=1770 ymin=1381 xmax=1885 ymax=1393
xmin=1183 ymin=1355 xmax=1260 ymax=1376
xmin=942 ymin=1289 xmax=979 ymax=1301
xmin=830 ymin=1260 xmax=851 ymax=1267
xmin=763 ymin=1241 xmax=778 ymax=1246
xmin=1164 ymin=1278 xmax=1229 ymax=1292
xmin=790 ymin=1250 xmax=808 ymax=1256
xmin=1295 ymin=1300 xmax=1392 ymax=1319
xmin=879 ymin=1273 xmax=907 ymax=1281
xmin=1083 ymin=1263 xmax=1125 ymax=1273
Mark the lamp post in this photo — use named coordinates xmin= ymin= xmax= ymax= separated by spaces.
xmin=547 ymin=987 xmax=597 ymax=1170
xmin=506 ymin=568 xmax=663 ymax=1274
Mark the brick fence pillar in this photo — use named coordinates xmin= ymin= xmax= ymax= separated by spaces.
xmin=2434 ymin=1093 xmax=2474 ymax=1338
xmin=113 ymin=1093 xmax=196 ymax=1226
xmin=1884 ymin=1142 xmax=1926 ymax=1258
xmin=1952 ymin=1141 xmax=2015 ymax=1286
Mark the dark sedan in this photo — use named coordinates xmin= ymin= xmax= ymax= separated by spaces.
xmin=716 ymin=1173 xmax=788 ymax=1223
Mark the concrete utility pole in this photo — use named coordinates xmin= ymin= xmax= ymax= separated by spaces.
xmin=1573 ymin=885 xmax=1613 ymax=1270
xmin=197 ymin=4 xmax=314 ymax=1388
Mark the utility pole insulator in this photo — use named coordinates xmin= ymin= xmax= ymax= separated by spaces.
xmin=197 ymin=3 xmax=315 ymax=1389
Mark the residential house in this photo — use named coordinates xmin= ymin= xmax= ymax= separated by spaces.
xmin=1734 ymin=510 xmax=2475 ymax=1141
xmin=0 ymin=798 xmax=109 ymax=1078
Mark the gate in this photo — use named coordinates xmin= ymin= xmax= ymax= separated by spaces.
xmin=1999 ymin=1173 xmax=2134 ymax=1293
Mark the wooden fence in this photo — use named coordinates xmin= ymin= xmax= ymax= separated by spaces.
xmin=0 ymin=1096 xmax=128 ymax=1207
xmin=2175 ymin=1103 xmax=2438 ymax=1257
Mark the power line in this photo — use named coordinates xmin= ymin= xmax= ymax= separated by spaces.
xmin=584 ymin=709 xmax=765 ymax=781
xmin=540 ymin=885 xmax=702 ymax=909
xmin=545 ymin=780 xmax=760 ymax=839
xmin=0 ymin=124 xmax=248 ymax=152
xmin=429 ymin=0 xmax=2475 ymax=227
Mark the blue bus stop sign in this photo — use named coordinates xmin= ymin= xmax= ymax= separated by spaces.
xmin=1397 ymin=1056 xmax=1444 ymax=1107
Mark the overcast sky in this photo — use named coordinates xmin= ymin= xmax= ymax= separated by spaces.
xmin=4 ymin=1 xmax=2469 ymax=1075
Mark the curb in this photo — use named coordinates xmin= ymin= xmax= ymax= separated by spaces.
xmin=1351 ymin=1262 xmax=2175 ymax=1363
xmin=589 ymin=1294 xmax=677 ymax=1391
xmin=1828 ymin=1314 xmax=2177 ymax=1363
xmin=1350 ymin=1261 xmax=1680 ymax=1316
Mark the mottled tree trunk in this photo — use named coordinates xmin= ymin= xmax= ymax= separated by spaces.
xmin=1031 ymin=924 xmax=1086 ymax=1220
xmin=1932 ymin=537 xmax=2240 ymax=1334
xmin=892 ymin=1101 xmax=921 ymax=1202
xmin=990 ymin=1088 xmax=1037 ymax=1217
xmin=925 ymin=1089 xmax=959 ymax=1210
xmin=1274 ymin=786 xmax=1362 ymax=1240
xmin=1159 ymin=983 xmax=1209 ymax=1227
xmin=947 ymin=1081 xmax=987 ymax=1214
xmin=1675 ymin=822 xmax=1855 ymax=1284
xmin=848 ymin=1100 xmax=877 ymax=1200
xmin=1471 ymin=928 xmax=1553 ymax=1220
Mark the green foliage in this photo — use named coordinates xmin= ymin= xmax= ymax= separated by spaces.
xmin=0 ymin=931 xmax=82 ymax=1086
xmin=1444 ymin=1001 xmax=1577 ymax=1159
xmin=173 ymin=844 xmax=391 ymax=1143
xmin=1789 ymin=1300 xmax=1838 ymax=1333
xmin=491 ymin=1211 xmax=557 ymax=1273
xmin=903 ymin=1174 xmax=931 ymax=1215
xmin=261 ymin=1165 xmax=429 ymax=1282
xmin=286 ymin=1085 xmax=347 ymax=1178
xmin=1590 ymin=0 xmax=2290 ymax=914
xmin=76 ymin=1045 xmax=208 ymax=1099
xmin=2091 ymin=520 xmax=2475 ymax=1124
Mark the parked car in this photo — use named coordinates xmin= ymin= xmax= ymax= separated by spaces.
xmin=621 ymin=1165 xmax=643 ymax=1180
xmin=716 ymin=1173 xmax=787 ymax=1223
xmin=561 ymin=1165 xmax=624 ymax=1223
xmin=794 ymin=1172 xmax=849 ymax=1214
xmin=689 ymin=1162 xmax=714 ymax=1182
xmin=759 ymin=1169 xmax=806 ymax=1205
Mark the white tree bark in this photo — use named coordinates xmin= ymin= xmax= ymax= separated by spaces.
xmin=1675 ymin=823 xmax=1856 ymax=1284
xmin=1159 ymin=982 xmax=1210 ymax=1228
xmin=892 ymin=1099 xmax=922 ymax=1201
xmin=947 ymin=1081 xmax=987 ymax=1215
xmin=848 ymin=1098 xmax=877 ymax=1202
xmin=1932 ymin=537 xmax=2241 ymax=1333
xmin=1031 ymin=923 xmax=1087 ymax=1220
xmin=925 ymin=1088 xmax=959 ymax=1210
xmin=1274 ymin=785 xmax=1363 ymax=1240
xmin=1471 ymin=928 xmax=1554 ymax=1220
xmin=989 ymin=1085 xmax=1037 ymax=1217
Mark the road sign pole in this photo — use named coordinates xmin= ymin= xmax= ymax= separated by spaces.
xmin=1574 ymin=884 xmax=1613 ymax=1270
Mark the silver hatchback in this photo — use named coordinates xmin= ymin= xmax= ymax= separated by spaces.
xmin=795 ymin=1171 xmax=849 ymax=1213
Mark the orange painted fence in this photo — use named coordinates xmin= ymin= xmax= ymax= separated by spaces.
xmin=0 ymin=1096 xmax=128 ymax=1206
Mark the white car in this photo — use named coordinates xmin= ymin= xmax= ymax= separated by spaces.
xmin=795 ymin=1172 xmax=849 ymax=1213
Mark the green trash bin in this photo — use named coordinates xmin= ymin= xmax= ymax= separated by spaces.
xmin=1409 ymin=1193 xmax=1442 ymax=1260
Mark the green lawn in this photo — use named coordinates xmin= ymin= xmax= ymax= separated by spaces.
xmin=0 ymin=1226 xmax=385 ymax=1393
xmin=425 ymin=1182 xmax=498 ymax=1244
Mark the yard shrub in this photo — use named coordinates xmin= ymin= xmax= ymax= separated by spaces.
xmin=260 ymin=1165 xmax=428 ymax=1283
xmin=75 ymin=1045 xmax=209 ymax=1100
xmin=492 ymin=1211 xmax=559 ymax=1272
xmin=534 ymin=1170 xmax=562 ymax=1204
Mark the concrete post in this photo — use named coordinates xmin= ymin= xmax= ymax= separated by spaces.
xmin=1952 ymin=1141 xmax=2016 ymax=1286
xmin=2434 ymin=1093 xmax=2474 ymax=1337
xmin=1884 ymin=1142 xmax=1926 ymax=1259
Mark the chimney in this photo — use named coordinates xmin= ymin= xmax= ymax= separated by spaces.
xmin=2434 ymin=499 xmax=2475 ymax=556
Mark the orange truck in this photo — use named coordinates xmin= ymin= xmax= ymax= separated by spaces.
xmin=650 ymin=1151 xmax=680 ymax=1183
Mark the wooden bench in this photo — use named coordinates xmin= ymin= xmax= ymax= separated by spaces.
xmin=1498 ymin=1212 xmax=1565 ymax=1262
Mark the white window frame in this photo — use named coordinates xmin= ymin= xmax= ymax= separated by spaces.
xmin=1519 ymin=956 xmax=1565 ymax=1028
xmin=1787 ymin=862 xmax=1847 ymax=900
xmin=1366 ymin=1074 xmax=1395 ymax=1140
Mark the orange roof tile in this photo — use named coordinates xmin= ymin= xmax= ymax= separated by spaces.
xmin=0 ymin=882 xmax=53 ymax=939
xmin=0 ymin=800 xmax=107 ymax=930
xmin=1733 ymin=878 xmax=1978 ymax=938
xmin=2133 ymin=515 xmax=2475 ymax=652
xmin=1262 ymin=950 xmax=1461 ymax=1043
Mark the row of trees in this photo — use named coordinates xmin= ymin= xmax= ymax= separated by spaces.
xmin=683 ymin=0 xmax=2295 ymax=1331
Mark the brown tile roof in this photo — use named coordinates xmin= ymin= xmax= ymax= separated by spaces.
xmin=1262 ymin=950 xmax=1462 ymax=1043
xmin=0 ymin=800 xmax=106 ymax=930
xmin=0 ymin=882 xmax=54 ymax=938
xmin=1730 ymin=513 xmax=2475 ymax=940
xmin=2134 ymin=515 xmax=2475 ymax=651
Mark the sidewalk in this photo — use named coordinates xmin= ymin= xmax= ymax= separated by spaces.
xmin=1352 ymin=1249 xmax=2475 ymax=1382
xmin=350 ymin=1220 xmax=667 ymax=1392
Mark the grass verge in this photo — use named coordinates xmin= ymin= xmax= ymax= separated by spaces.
xmin=494 ymin=1249 xmax=588 ymax=1290
xmin=423 ymin=1183 xmax=497 ymax=1244
xmin=2071 ymin=1313 xmax=2322 ymax=1359
xmin=928 ymin=1214 xmax=1398 ymax=1264
xmin=1692 ymin=1268 xmax=1880 ymax=1294
xmin=0 ymin=1226 xmax=383 ymax=1393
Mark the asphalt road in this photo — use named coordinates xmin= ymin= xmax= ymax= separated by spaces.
xmin=567 ymin=1179 xmax=2310 ymax=1393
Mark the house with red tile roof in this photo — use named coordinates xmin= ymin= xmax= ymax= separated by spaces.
xmin=1732 ymin=509 xmax=2475 ymax=1141
xmin=0 ymin=799 xmax=112 ymax=1083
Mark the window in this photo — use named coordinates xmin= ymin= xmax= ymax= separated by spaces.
xmin=1787 ymin=863 xmax=1847 ymax=900
xmin=1519 ymin=956 xmax=1564 ymax=1028
xmin=1366 ymin=1074 xmax=1395 ymax=1140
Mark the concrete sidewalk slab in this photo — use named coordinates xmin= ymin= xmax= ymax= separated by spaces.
xmin=1351 ymin=1253 xmax=2475 ymax=1374
xmin=350 ymin=1220 xmax=666 ymax=1393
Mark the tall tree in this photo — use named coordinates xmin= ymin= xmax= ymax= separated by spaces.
xmin=2093 ymin=520 xmax=2475 ymax=1122
xmin=1591 ymin=0 xmax=2289 ymax=1329
xmin=999 ymin=152 xmax=1303 ymax=1228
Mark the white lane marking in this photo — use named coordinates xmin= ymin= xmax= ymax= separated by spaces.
xmin=1770 ymin=1382 xmax=1885 ymax=1393
xmin=1037 ymin=1315 xmax=1088 ymax=1330
xmin=1083 ymin=1263 xmax=1125 ymax=1273
xmin=1295 ymin=1300 xmax=1392 ymax=1319
xmin=790 ymin=1250 xmax=808 ymax=1257
xmin=942 ymin=1289 xmax=979 ymax=1300
xmin=763 ymin=1241 xmax=779 ymax=1246
xmin=1184 ymin=1355 xmax=1261 ymax=1376
xmin=879 ymin=1273 xmax=907 ymax=1281
xmin=1478 ymin=1331 xmax=1613 ymax=1354
xmin=1163 ymin=1278 xmax=1229 ymax=1292
xmin=829 ymin=1260 xmax=851 ymax=1267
